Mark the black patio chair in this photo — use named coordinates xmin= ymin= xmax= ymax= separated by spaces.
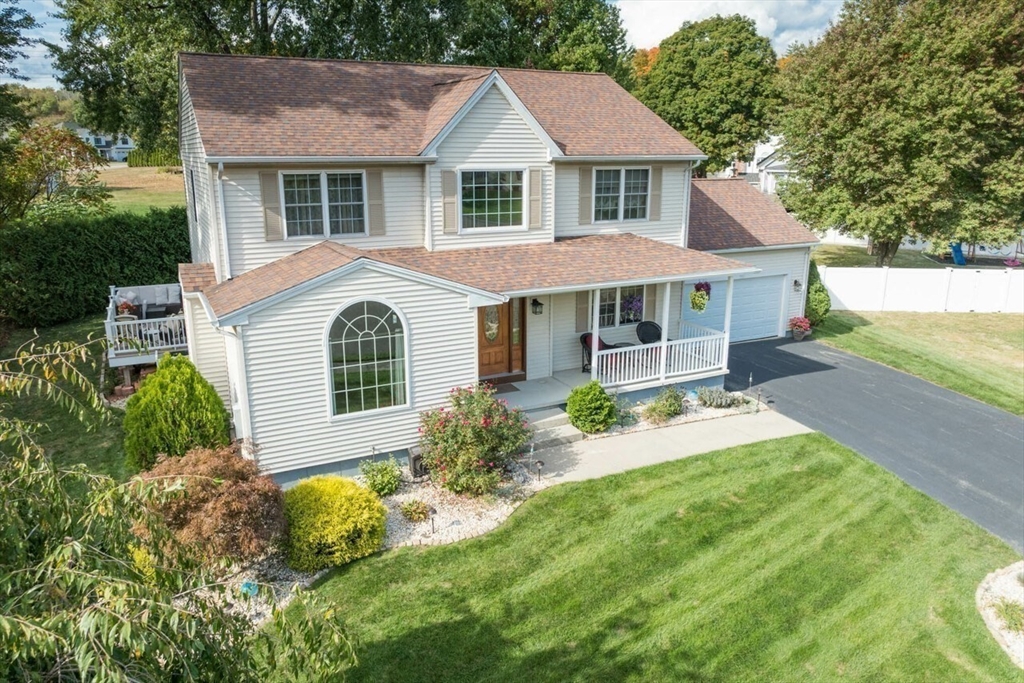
xmin=636 ymin=321 xmax=674 ymax=344
xmin=579 ymin=332 xmax=633 ymax=372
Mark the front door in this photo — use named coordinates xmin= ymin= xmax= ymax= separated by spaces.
xmin=478 ymin=299 xmax=526 ymax=382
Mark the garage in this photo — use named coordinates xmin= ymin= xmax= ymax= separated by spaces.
xmin=686 ymin=275 xmax=786 ymax=342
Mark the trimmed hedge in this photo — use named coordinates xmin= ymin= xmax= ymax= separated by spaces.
xmin=0 ymin=208 xmax=190 ymax=327
xmin=127 ymin=149 xmax=180 ymax=167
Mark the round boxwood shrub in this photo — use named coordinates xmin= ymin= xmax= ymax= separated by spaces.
xmin=123 ymin=355 xmax=230 ymax=471
xmin=283 ymin=476 xmax=387 ymax=572
xmin=566 ymin=380 xmax=617 ymax=433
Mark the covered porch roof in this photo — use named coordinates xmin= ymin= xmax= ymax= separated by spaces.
xmin=370 ymin=233 xmax=757 ymax=296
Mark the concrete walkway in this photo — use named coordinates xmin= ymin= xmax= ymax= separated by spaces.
xmin=538 ymin=410 xmax=813 ymax=483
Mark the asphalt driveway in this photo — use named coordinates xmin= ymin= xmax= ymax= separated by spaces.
xmin=726 ymin=339 xmax=1024 ymax=553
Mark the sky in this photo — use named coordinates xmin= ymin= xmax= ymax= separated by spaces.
xmin=4 ymin=0 xmax=845 ymax=89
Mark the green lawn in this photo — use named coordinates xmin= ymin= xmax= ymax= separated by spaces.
xmin=305 ymin=434 xmax=1020 ymax=683
xmin=812 ymin=244 xmax=944 ymax=269
xmin=99 ymin=164 xmax=185 ymax=215
xmin=815 ymin=311 xmax=1024 ymax=415
xmin=0 ymin=315 xmax=129 ymax=479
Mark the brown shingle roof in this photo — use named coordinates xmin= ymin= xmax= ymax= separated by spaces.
xmin=179 ymin=263 xmax=216 ymax=293
xmin=179 ymin=53 xmax=703 ymax=158
xmin=688 ymin=179 xmax=818 ymax=252
xmin=198 ymin=234 xmax=752 ymax=319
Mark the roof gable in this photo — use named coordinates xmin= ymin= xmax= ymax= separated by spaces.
xmin=178 ymin=53 xmax=704 ymax=160
xmin=687 ymin=179 xmax=818 ymax=252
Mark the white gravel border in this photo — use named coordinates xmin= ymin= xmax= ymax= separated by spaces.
xmin=593 ymin=393 xmax=763 ymax=439
xmin=976 ymin=560 xmax=1024 ymax=669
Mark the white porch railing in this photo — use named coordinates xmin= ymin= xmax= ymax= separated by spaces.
xmin=594 ymin=328 xmax=727 ymax=388
xmin=106 ymin=316 xmax=187 ymax=355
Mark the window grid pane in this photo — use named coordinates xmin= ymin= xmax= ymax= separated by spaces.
xmin=327 ymin=173 xmax=365 ymax=235
xmin=598 ymin=288 xmax=616 ymax=328
xmin=461 ymin=170 xmax=523 ymax=229
xmin=619 ymin=285 xmax=645 ymax=324
xmin=623 ymin=169 xmax=649 ymax=221
xmin=594 ymin=169 xmax=621 ymax=222
xmin=283 ymin=173 xmax=323 ymax=237
xmin=329 ymin=301 xmax=406 ymax=416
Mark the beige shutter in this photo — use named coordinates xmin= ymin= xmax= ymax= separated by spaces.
xmin=575 ymin=291 xmax=590 ymax=333
xmin=442 ymin=170 xmax=458 ymax=234
xmin=578 ymin=166 xmax=592 ymax=225
xmin=649 ymin=166 xmax=663 ymax=222
xmin=529 ymin=167 xmax=543 ymax=229
xmin=644 ymin=284 xmax=658 ymax=321
xmin=260 ymin=171 xmax=283 ymax=241
xmin=366 ymin=169 xmax=385 ymax=236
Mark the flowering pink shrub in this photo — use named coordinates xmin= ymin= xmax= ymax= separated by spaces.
xmin=789 ymin=316 xmax=812 ymax=332
xmin=418 ymin=384 xmax=532 ymax=495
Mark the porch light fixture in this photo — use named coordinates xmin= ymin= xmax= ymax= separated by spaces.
xmin=531 ymin=298 xmax=543 ymax=315
xmin=793 ymin=279 xmax=803 ymax=292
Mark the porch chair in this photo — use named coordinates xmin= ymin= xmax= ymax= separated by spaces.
xmin=636 ymin=321 xmax=674 ymax=345
xmin=579 ymin=332 xmax=633 ymax=373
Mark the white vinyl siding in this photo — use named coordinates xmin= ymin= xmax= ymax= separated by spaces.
xmin=184 ymin=297 xmax=230 ymax=405
xmin=240 ymin=267 xmax=477 ymax=475
xmin=682 ymin=247 xmax=811 ymax=339
xmin=221 ymin=166 xmax=425 ymax=275
xmin=555 ymin=163 xmax=689 ymax=244
xmin=525 ymin=294 xmax=552 ymax=380
xmin=430 ymin=84 xmax=553 ymax=249
xmin=179 ymin=76 xmax=219 ymax=270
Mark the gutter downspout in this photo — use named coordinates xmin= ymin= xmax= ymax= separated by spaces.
xmin=216 ymin=162 xmax=232 ymax=280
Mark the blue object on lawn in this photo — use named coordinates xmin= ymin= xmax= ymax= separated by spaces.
xmin=240 ymin=580 xmax=258 ymax=598
xmin=950 ymin=242 xmax=966 ymax=266
xmin=686 ymin=389 xmax=699 ymax=403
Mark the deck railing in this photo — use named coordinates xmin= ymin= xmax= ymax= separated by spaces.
xmin=594 ymin=328 xmax=727 ymax=387
xmin=106 ymin=316 xmax=187 ymax=355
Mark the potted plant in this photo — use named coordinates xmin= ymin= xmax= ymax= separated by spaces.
xmin=789 ymin=316 xmax=812 ymax=340
xmin=690 ymin=281 xmax=712 ymax=313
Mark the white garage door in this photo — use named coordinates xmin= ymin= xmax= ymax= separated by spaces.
xmin=729 ymin=275 xmax=785 ymax=341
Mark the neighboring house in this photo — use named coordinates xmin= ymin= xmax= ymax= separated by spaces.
xmin=755 ymin=149 xmax=793 ymax=196
xmin=61 ymin=122 xmax=136 ymax=162
xmin=170 ymin=53 xmax=817 ymax=483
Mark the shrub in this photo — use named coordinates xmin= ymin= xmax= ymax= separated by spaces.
xmin=615 ymin=395 xmax=638 ymax=428
xmin=400 ymin=499 xmax=430 ymax=522
xmin=284 ymin=476 xmax=386 ymax=571
xmin=419 ymin=384 xmax=532 ymax=496
xmin=359 ymin=456 xmax=402 ymax=497
xmin=566 ymin=380 xmax=617 ymax=433
xmin=642 ymin=386 xmax=684 ymax=425
xmin=123 ymin=355 xmax=230 ymax=470
xmin=994 ymin=599 xmax=1024 ymax=634
xmin=0 ymin=207 xmax=190 ymax=327
xmin=140 ymin=442 xmax=286 ymax=563
xmin=805 ymin=260 xmax=832 ymax=326
xmin=696 ymin=386 xmax=743 ymax=409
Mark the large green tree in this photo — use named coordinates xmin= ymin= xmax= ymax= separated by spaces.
xmin=775 ymin=0 xmax=1024 ymax=265
xmin=635 ymin=15 xmax=778 ymax=174
xmin=51 ymin=0 xmax=632 ymax=151
xmin=0 ymin=0 xmax=36 ymax=142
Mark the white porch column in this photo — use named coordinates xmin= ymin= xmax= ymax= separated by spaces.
xmin=722 ymin=275 xmax=735 ymax=370
xmin=590 ymin=288 xmax=600 ymax=381
xmin=659 ymin=281 xmax=671 ymax=383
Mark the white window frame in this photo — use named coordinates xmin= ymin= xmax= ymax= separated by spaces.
xmin=596 ymin=285 xmax=648 ymax=329
xmin=592 ymin=166 xmax=651 ymax=224
xmin=323 ymin=296 xmax=412 ymax=422
xmin=456 ymin=166 xmax=529 ymax=235
xmin=279 ymin=170 xmax=370 ymax=240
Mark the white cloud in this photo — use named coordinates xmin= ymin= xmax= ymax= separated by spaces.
xmin=615 ymin=0 xmax=844 ymax=53
xmin=1 ymin=0 xmax=63 ymax=88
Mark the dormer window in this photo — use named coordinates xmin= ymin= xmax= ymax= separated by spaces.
xmin=281 ymin=171 xmax=367 ymax=238
xmin=593 ymin=168 xmax=650 ymax=222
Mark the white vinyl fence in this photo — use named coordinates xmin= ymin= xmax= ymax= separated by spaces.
xmin=818 ymin=266 xmax=1024 ymax=313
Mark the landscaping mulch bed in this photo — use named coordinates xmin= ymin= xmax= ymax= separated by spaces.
xmin=597 ymin=392 xmax=762 ymax=439
xmin=977 ymin=560 xmax=1024 ymax=669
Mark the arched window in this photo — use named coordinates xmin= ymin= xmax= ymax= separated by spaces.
xmin=328 ymin=300 xmax=407 ymax=416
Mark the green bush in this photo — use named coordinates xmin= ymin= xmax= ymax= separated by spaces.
xmin=123 ymin=355 xmax=230 ymax=470
xmin=642 ymin=387 xmax=684 ymax=425
xmin=419 ymin=384 xmax=532 ymax=496
xmin=994 ymin=599 xmax=1024 ymax=634
xmin=359 ymin=456 xmax=402 ymax=497
xmin=805 ymin=259 xmax=832 ymax=326
xmin=400 ymin=499 xmax=430 ymax=522
xmin=127 ymin=149 xmax=180 ymax=167
xmin=566 ymin=381 xmax=617 ymax=434
xmin=0 ymin=208 xmax=190 ymax=327
xmin=284 ymin=476 xmax=387 ymax=572
xmin=696 ymin=386 xmax=743 ymax=409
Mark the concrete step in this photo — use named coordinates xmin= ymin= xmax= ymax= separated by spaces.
xmin=532 ymin=423 xmax=584 ymax=451
xmin=526 ymin=407 xmax=570 ymax=429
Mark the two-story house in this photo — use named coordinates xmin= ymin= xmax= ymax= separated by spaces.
xmin=175 ymin=53 xmax=817 ymax=483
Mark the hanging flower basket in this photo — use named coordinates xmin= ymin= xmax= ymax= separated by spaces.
xmin=690 ymin=281 xmax=712 ymax=313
